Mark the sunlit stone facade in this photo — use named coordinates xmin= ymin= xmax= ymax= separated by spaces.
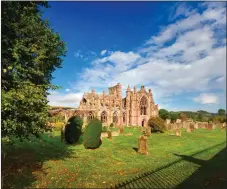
xmin=75 ymin=83 xmax=159 ymax=127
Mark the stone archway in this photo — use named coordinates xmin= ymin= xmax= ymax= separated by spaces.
xmin=113 ymin=111 xmax=118 ymax=124
xmin=142 ymin=119 xmax=147 ymax=127
xmin=101 ymin=111 xmax=107 ymax=123
xmin=142 ymin=119 xmax=145 ymax=127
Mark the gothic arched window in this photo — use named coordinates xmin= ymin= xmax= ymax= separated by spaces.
xmin=82 ymin=98 xmax=87 ymax=105
xmin=140 ymin=96 xmax=148 ymax=115
xmin=87 ymin=111 xmax=94 ymax=122
xmin=113 ymin=112 xmax=118 ymax=123
xmin=101 ymin=111 xmax=107 ymax=123
xmin=123 ymin=112 xmax=126 ymax=123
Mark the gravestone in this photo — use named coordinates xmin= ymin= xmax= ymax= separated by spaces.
xmin=190 ymin=123 xmax=194 ymax=132
xmin=176 ymin=119 xmax=181 ymax=124
xmin=221 ymin=123 xmax=226 ymax=130
xmin=187 ymin=125 xmax=191 ymax=133
xmin=107 ymin=131 xmax=112 ymax=139
xmin=137 ymin=135 xmax=148 ymax=155
xmin=165 ymin=119 xmax=171 ymax=125
xmin=140 ymin=127 xmax=143 ymax=132
xmin=111 ymin=131 xmax=119 ymax=136
xmin=145 ymin=127 xmax=151 ymax=137
xmin=194 ymin=123 xmax=198 ymax=129
xmin=175 ymin=129 xmax=181 ymax=137
xmin=120 ymin=126 xmax=124 ymax=134
xmin=207 ymin=124 xmax=213 ymax=130
xmin=61 ymin=125 xmax=65 ymax=142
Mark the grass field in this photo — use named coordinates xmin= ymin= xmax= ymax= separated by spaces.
xmin=2 ymin=127 xmax=226 ymax=189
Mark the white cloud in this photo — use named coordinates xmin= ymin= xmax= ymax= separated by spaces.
xmin=101 ymin=50 xmax=107 ymax=56
xmin=48 ymin=91 xmax=83 ymax=107
xmin=74 ymin=50 xmax=83 ymax=59
xmin=145 ymin=2 xmax=226 ymax=46
xmin=65 ymin=88 xmax=71 ymax=92
xmin=193 ymin=93 xmax=219 ymax=104
xmin=71 ymin=2 xmax=226 ymax=112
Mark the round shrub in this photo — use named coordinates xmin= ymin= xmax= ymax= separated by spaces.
xmin=65 ymin=116 xmax=83 ymax=144
xmin=148 ymin=117 xmax=166 ymax=133
xmin=83 ymin=118 xmax=102 ymax=149
xmin=110 ymin=123 xmax=114 ymax=128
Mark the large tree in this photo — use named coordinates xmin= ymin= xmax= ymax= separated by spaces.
xmin=159 ymin=109 xmax=169 ymax=120
xmin=218 ymin=109 xmax=226 ymax=116
xmin=1 ymin=1 xmax=66 ymax=141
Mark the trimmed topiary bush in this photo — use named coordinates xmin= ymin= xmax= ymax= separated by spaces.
xmin=148 ymin=117 xmax=166 ymax=133
xmin=110 ymin=123 xmax=114 ymax=128
xmin=64 ymin=116 xmax=83 ymax=144
xmin=83 ymin=118 xmax=102 ymax=149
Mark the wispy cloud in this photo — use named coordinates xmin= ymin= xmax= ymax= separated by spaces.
xmin=50 ymin=2 xmax=226 ymax=111
xmin=101 ymin=49 xmax=107 ymax=56
xmin=48 ymin=91 xmax=83 ymax=108
xmin=193 ymin=93 xmax=219 ymax=104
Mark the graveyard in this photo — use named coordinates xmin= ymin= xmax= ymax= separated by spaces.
xmin=2 ymin=1 xmax=226 ymax=189
xmin=2 ymin=126 xmax=226 ymax=189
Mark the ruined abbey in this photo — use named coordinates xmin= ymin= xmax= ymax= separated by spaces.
xmin=74 ymin=83 xmax=159 ymax=127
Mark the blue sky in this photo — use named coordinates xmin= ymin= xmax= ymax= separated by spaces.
xmin=44 ymin=2 xmax=226 ymax=113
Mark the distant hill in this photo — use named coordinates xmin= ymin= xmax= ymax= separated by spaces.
xmin=49 ymin=106 xmax=76 ymax=110
xmin=168 ymin=110 xmax=220 ymax=122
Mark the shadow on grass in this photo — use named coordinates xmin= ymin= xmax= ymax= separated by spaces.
xmin=2 ymin=133 xmax=74 ymax=189
xmin=112 ymin=142 xmax=226 ymax=189
xmin=132 ymin=147 xmax=138 ymax=152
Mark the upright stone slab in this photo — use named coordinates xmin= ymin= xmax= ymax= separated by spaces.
xmin=120 ymin=126 xmax=124 ymax=134
xmin=138 ymin=135 xmax=148 ymax=155
xmin=194 ymin=123 xmax=198 ymax=129
xmin=145 ymin=127 xmax=151 ymax=137
xmin=140 ymin=126 xmax=143 ymax=133
xmin=165 ymin=119 xmax=171 ymax=125
xmin=187 ymin=125 xmax=191 ymax=133
xmin=107 ymin=131 xmax=112 ymax=139
xmin=175 ymin=129 xmax=181 ymax=137
xmin=207 ymin=124 xmax=213 ymax=130
xmin=61 ymin=125 xmax=65 ymax=142
xmin=190 ymin=123 xmax=194 ymax=132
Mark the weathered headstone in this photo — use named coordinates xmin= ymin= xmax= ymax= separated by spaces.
xmin=111 ymin=131 xmax=119 ymax=136
xmin=190 ymin=123 xmax=194 ymax=132
xmin=140 ymin=126 xmax=143 ymax=133
xmin=175 ymin=129 xmax=181 ymax=137
xmin=194 ymin=123 xmax=198 ymax=129
xmin=187 ymin=125 xmax=191 ymax=133
xmin=207 ymin=124 xmax=213 ymax=130
xmin=107 ymin=131 xmax=112 ymax=139
xmin=61 ymin=125 xmax=65 ymax=142
xmin=137 ymin=135 xmax=148 ymax=155
xmin=176 ymin=119 xmax=181 ymax=124
xmin=221 ymin=123 xmax=226 ymax=130
xmin=120 ymin=126 xmax=124 ymax=134
xmin=145 ymin=127 xmax=151 ymax=137
xmin=165 ymin=119 xmax=171 ymax=125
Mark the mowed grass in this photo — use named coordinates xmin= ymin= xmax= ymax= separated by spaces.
xmin=2 ymin=127 xmax=226 ymax=189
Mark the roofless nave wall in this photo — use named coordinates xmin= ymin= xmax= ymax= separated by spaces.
xmin=75 ymin=83 xmax=159 ymax=127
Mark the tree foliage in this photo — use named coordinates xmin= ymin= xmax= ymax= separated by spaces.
xmin=1 ymin=1 xmax=66 ymax=141
xmin=159 ymin=109 xmax=169 ymax=120
xmin=169 ymin=112 xmax=179 ymax=122
xmin=83 ymin=119 xmax=102 ymax=149
xmin=148 ymin=117 xmax=166 ymax=133
xmin=65 ymin=116 xmax=83 ymax=144
xmin=218 ymin=109 xmax=226 ymax=116
xmin=179 ymin=112 xmax=188 ymax=121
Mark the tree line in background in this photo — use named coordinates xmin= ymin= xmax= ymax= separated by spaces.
xmin=159 ymin=108 xmax=226 ymax=123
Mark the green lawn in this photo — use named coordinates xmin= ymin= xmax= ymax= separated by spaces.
xmin=2 ymin=127 xmax=226 ymax=189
